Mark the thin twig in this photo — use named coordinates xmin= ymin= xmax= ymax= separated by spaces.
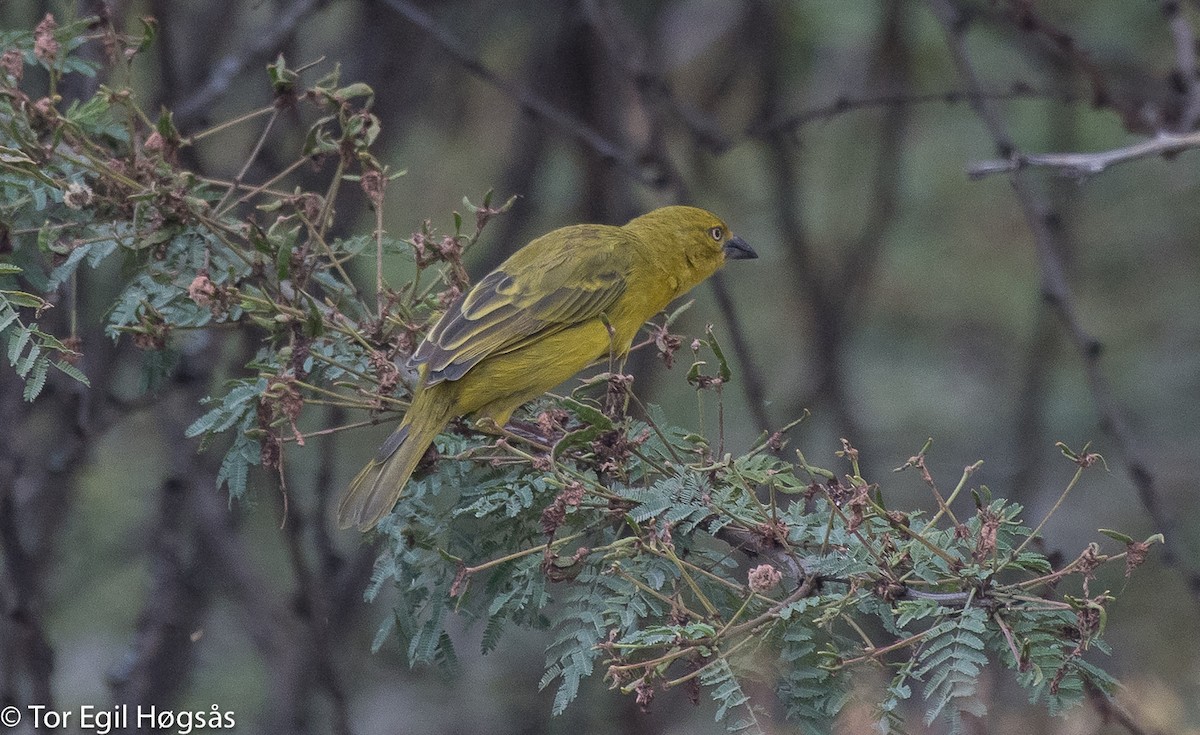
xmin=968 ymin=129 xmax=1200 ymax=178
xmin=215 ymin=108 xmax=280 ymax=212
xmin=750 ymin=84 xmax=1074 ymax=138
xmin=1086 ymin=680 xmax=1155 ymax=735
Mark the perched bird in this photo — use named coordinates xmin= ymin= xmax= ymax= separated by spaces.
xmin=337 ymin=205 xmax=756 ymax=531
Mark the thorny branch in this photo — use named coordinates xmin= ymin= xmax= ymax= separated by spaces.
xmin=927 ymin=0 xmax=1200 ymax=601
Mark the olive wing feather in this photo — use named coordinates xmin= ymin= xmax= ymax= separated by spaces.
xmin=411 ymin=226 xmax=636 ymax=384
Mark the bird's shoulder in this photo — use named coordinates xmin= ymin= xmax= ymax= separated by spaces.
xmin=411 ymin=223 xmax=644 ymax=382
xmin=505 ymin=223 xmax=642 ymax=275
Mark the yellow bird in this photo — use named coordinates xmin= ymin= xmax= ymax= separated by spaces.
xmin=337 ymin=205 xmax=756 ymax=530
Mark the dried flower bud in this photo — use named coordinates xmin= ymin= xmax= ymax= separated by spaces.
xmin=1 ymin=49 xmax=23 ymax=83
xmin=187 ymin=273 xmax=216 ymax=306
xmin=437 ymin=285 xmax=461 ymax=309
xmin=634 ymin=680 xmax=654 ymax=712
xmin=539 ymin=501 xmax=566 ymax=536
xmin=1124 ymin=540 xmax=1151 ymax=577
xmin=359 ymin=169 xmax=385 ymax=207
xmin=59 ymin=335 xmax=83 ymax=365
xmin=748 ymin=563 xmax=782 ymax=593
xmin=32 ymin=97 xmax=54 ymax=118
xmin=63 ymin=182 xmax=93 ymax=210
xmin=34 ymin=14 xmax=59 ymax=63
xmin=436 ymin=235 xmax=460 ymax=259
xmin=973 ymin=510 xmax=1001 ymax=562
xmin=144 ymin=130 xmax=164 ymax=153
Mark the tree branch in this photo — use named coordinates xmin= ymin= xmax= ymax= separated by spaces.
xmin=107 ymin=476 xmax=208 ymax=707
xmin=967 ymin=129 xmax=1200 ymax=178
xmin=749 ymin=84 xmax=1074 ymax=138
xmin=1161 ymin=0 xmax=1200 ymax=130
xmin=579 ymin=0 xmax=733 ymax=154
xmin=928 ymin=0 xmax=1200 ymax=602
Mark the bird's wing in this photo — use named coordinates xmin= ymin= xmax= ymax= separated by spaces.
xmin=411 ymin=225 xmax=635 ymax=384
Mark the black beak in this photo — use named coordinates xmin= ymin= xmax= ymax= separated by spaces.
xmin=723 ymin=235 xmax=757 ymax=260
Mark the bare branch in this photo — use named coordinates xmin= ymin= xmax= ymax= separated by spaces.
xmin=927 ymin=0 xmax=1200 ymax=602
xmin=750 ymin=84 xmax=1074 ymax=138
xmin=967 ymin=129 xmax=1200 ymax=178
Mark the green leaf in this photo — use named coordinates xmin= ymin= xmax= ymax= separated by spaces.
xmin=334 ymin=82 xmax=374 ymax=102
xmin=1097 ymin=528 xmax=1134 ymax=544
xmin=552 ymin=396 xmax=614 ymax=461
xmin=267 ymin=54 xmax=298 ymax=95
xmin=22 ymin=356 xmax=48 ymax=400
xmin=14 ymin=338 xmax=40 ymax=377
xmin=8 ymin=324 xmax=33 ymax=365
xmin=0 ymin=309 xmax=18 ymax=333
xmin=52 ymin=359 xmax=90 ymax=386
xmin=1 ymin=290 xmax=49 ymax=309
xmin=705 ymin=325 xmax=732 ymax=382
xmin=134 ymin=16 xmax=157 ymax=53
xmin=0 ymin=146 xmax=36 ymax=166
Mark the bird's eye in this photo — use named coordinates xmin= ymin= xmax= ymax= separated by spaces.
xmin=709 ymin=226 xmax=724 ymax=241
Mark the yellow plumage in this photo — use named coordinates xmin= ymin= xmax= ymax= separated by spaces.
xmin=337 ymin=205 xmax=756 ymax=530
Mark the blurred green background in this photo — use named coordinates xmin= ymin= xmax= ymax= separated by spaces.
xmin=2 ymin=0 xmax=1199 ymax=733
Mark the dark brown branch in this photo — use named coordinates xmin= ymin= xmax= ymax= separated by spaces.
xmin=836 ymin=3 xmax=912 ymax=319
xmin=1086 ymin=680 xmax=1160 ymax=735
xmin=750 ymin=84 xmax=1075 ymax=138
xmin=278 ymin=464 xmax=353 ymax=735
xmin=988 ymin=0 xmax=1131 ymax=127
xmin=541 ymin=0 xmax=770 ymax=430
xmin=1160 ymin=0 xmax=1200 ymax=130
xmin=189 ymin=481 xmax=315 ymax=731
xmin=107 ymin=476 xmax=208 ymax=707
xmin=0 ymin=481 xmax=56 ymax=711
xmin=744 ymin=0 xmax=926 ymax=442
xmin=927 ymin=0 xmax=1200 ymax=601
xmin=0 ymin=274 xmax=132 ymax=714
xmin=470 ymin=12 xmax=570 ymax=274
xmin=380 ymin=0 xmax=660 ymax=188
xmin=579 ymin=0 xmax=733 ymax=154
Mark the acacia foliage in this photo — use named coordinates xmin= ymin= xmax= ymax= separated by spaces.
xmin=0 ymin=16 xmax=1157 ymax=733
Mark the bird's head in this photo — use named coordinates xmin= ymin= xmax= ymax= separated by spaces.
xmin=624 ymin=205 xmax=756 ymax=295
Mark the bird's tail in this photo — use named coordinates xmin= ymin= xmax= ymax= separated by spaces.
xmin=337 ymin=386 xmax=455 ymax=531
